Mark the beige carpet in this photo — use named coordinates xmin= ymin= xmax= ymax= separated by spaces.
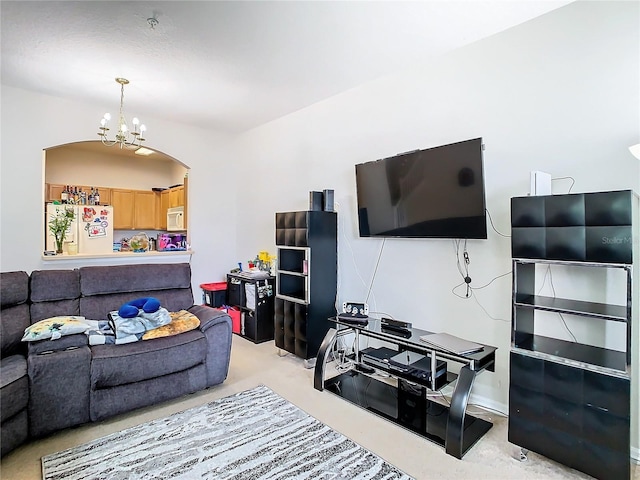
xmin=2 ymin=335 xmax=637 ymax=479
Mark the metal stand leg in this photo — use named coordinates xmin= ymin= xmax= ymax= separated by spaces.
xmin=445 ymin=365 xmax=476 ymax=459
xmin=303 ymin=358 xmax=316 ymax=369
xmin=314 ymin=328 xmax=337 ymax=391
xmin=519 ymin=448 xmax=529 ymax=462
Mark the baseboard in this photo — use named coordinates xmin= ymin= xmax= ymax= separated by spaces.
xmin=468 ymin=392 xmax=508 ymax=417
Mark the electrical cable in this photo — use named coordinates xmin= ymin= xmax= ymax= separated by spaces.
xmin=364 ymin=238 xmax=386 ymax=306
xmin=485 ymin=208 xmax=510 ymax=237
xmin=551 ymin=176 xmax=576 ymax=194
xmin=336 ymin=200 xmax=375 ymax=312
xmin=470 ymin=271 xmax=511 ymax=291
xmin=451 ymin=241 xmax=511 ymax=322
xmin=453 ymin=239 xmax=472 ymax=297
xmin=546 ymin=266 xmax=578 ymax=342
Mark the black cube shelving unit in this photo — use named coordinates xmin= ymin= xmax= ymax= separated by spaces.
xmin=509 ymin=190 xmax=635 ymax=480
xmin=274 ymin=210 xmax=337 ymax=362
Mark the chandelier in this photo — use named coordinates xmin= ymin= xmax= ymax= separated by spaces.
xmin=98 ymin=78 xmax=147 ymax=149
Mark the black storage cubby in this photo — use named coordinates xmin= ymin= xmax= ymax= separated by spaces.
xmin=509 ymin=352 xmax=630 ymax=480
xmin=511 ymin=190 xmax=633 ymax=263
xmin=226 ymin=273 xmax=275 ymax=344
xmin=509 ymin=190 xmax=635 ymax=480
xmin=274 ymin=210 xmax=337 ymax=361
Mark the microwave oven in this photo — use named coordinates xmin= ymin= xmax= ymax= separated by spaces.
xmin=167 ymin=206 xmax=185 ymax=231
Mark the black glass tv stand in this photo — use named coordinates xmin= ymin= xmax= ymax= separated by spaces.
xmin=314 ymin=317 xmax=497 ymax=459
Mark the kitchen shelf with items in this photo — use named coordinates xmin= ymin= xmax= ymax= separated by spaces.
xmin=274 ymin=210 xmax=337 ymax=363
xmin=509 ymin=189 xmax=636 ymax=480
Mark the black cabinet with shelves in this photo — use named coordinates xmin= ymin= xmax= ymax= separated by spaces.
xmin=274 ymin=210 xmax=337 ymax=361
xmin=509 ymin=190 xmax=635 ymax=480
xmin=226 ymin=273 xmax=275 ymax=344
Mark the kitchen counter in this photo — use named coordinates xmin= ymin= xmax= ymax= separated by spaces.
xmin=41 ymin=250 xmax=194 ymax=266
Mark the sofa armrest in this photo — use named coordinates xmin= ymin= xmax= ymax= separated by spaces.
xmin=189 ymin=304 xmax=232 ymax=333
xmin=188 ymin=305 xmax=232 ymax=387
xmin=27 ymin=333 xmax=89 ymax=356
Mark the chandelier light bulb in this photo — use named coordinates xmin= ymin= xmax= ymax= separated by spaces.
xmin=104 ymin=113 xmax=111 ymax=121
xmin=100 ymin=118 xmax=107 ymax=127
xmin=132 ymin=117 xmax=139 ymax=125
xmin=140 ymin=124 xmax=147 ymax=133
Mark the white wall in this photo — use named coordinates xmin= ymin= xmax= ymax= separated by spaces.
xmin=0 ymin=86 xmax=237 ymax=294
xmin=46 ymin=146 xmax=187 ymax=190
xmin=227 ymin=1 xmax=639 ymax=451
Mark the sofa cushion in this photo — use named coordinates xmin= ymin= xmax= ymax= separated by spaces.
xmin=29 ymin=269 xmax=80 ymax=303
xmin=0 ymin=355 xmax=28 ymax=422
xmin=1 ymin=271 xmax=29 ymax=308
xmin=80 ymin=290 xmax=194 ymax=321
xmin=1 ymin=303 xmax=30 ymax=358
xmin=30 ymin=299 xmax=81 ymax=324
xmin=80 ymin=263 xmax=191 ymax=296
xmin=90 ymin=329 xmax=207 ymax=389
xmin=90 ymin=365 xmax=207 ymax=422
xmin=29 ymin=269 xmax=81 ymax=325
xmin=1 ymin=271 xmax=30 ymax=358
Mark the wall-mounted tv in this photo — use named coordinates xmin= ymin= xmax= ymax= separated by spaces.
xmin=355 ymin=138 xmax=487 ymax=239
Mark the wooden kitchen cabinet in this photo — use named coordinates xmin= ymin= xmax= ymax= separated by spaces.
xmin=112 ymin=189 xmax=158 ymax=230
xmin=134 ymin=191 xmax=157 ymax=229
xmin=158 ymin=190 xmax=170 ymax=230
xmin=45 ymin=183 xmax=112 ymax=205
xmin=111 ymin=189 xmax=135 ymax=229
xmin=169 ymin=185 xmax=185 ymax=208
xmin=46 ymin=183 xmax=65 ymax=202
xmin=80 ymin=185 xmax=111 ymax=206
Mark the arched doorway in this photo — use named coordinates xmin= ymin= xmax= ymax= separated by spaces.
xmin=44 ymin=140 xmax=190 ymax=254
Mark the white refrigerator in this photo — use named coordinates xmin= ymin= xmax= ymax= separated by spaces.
xmin=46 ymin=204 xmax=114 ymax=254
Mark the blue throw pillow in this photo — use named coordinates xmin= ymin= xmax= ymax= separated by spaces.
xmin=118 ymin=297 xmax=161 ymax=318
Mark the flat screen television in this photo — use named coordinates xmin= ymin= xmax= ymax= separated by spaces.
xmin=355 ymin=137 xmax=487 ymax=239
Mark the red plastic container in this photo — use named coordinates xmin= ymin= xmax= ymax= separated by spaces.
xmin=200 ymin=282 xmax=227 ymax=308
xmin=228 ymin=306 xmax=241 ymax=334
xmin=217 ymin=306 xmax=241 ymax=334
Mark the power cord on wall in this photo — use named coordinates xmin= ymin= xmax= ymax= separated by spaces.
xmin=364 ymin=238 xmax=386 ymax=307
xmin=551 ymin=176 xmax=576 ymax=194
xmin=335 ymin=198 xmax=383 ymax=314
xmin=485 ymin=208 xmax=510 ymax=238
xmin=538 ymin=264 xmax=578 ymax=342
xmin=451 ymin=239 xmax=511 ymax=323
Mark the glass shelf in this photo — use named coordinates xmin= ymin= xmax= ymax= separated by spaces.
xmin=514 ymin=294 xmax=627 ymax=321
xmin=513 ymin=333 xmax=627 ymax=374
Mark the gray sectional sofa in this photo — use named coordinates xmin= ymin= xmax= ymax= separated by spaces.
xmin=0 ymin=263 xmax=232 ymax=457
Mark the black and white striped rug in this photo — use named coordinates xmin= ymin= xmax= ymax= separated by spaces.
xmin=42 ymin=385 xmax=413 ymax=479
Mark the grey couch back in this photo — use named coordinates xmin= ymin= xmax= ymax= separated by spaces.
xmin=28 ymin=263 xmax=195 ymax=323
xmin=0 ymin=271 xmax=30 ymax=358
xmin=30 ymin=269 xmax=81 ymax=323
xmin=79 ymin=263 xmax=195 ymax=320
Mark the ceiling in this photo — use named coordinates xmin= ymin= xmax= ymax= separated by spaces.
xmin=1 ymin=1 xmax=572 ymax=135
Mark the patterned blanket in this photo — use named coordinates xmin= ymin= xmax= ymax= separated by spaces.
xmin=86 ymin=310 xmax=200 ymax=345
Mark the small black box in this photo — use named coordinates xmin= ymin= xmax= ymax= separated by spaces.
xmin=323 ymin=189 xmax=334 ymax=211
xmin=309 ymin=191 xmax=323 ymax=211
